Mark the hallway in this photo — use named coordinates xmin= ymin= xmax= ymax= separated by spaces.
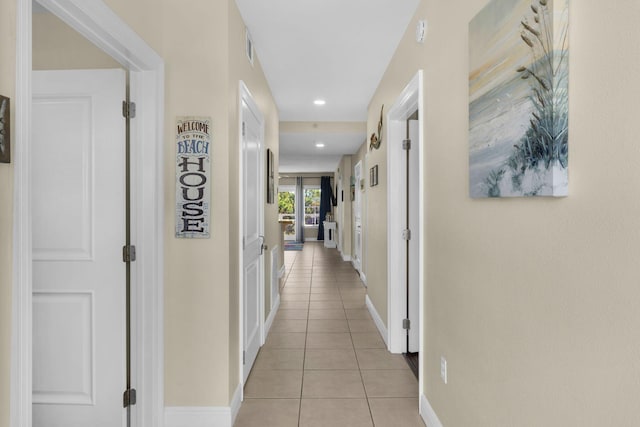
xmin=235 ymin=243 xmax=425 ymax=426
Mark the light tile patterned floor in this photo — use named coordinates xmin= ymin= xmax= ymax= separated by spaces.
xmin=235 ymin=242 xmax=425 ymax=427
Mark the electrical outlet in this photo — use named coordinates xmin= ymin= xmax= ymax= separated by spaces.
xmin=440 ymin=356 xmax=448 ymax=384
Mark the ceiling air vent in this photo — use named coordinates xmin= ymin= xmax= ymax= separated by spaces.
xmin=245 ymin=29 xmax=254 ymax=67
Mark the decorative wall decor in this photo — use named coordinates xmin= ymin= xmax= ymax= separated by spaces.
xmin=266 ymin=148 xmax=275 ymax=204
xmin=370 ymin=164 xmax=379 ymax=187
xmin=369 ymin=104 xmax=384 ymax=150
xmin=0 ymin=95 xmax=9 ymax=164
xmin=175 ymin=116 xmax=211 ymax=238
xmin=469 ymin=0 xmax=569 ymax=197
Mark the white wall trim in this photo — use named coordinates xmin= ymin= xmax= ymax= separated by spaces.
xmin=360 ymin=272 xmax=367 ymax=286
xmin=387 ymin=70 xmax=423 ymax=355
xmin=304 ymin=237 xmax=318 ymax=242
xmin=279 ymin=264 xmax=286 ymax=278
xmin=341 ymin=252 xmax=352 ymax=262
xmin=165 ymin=406 xmax=230 ymax=427
xmin=230 ymin=384 xmax=242 ymax=427
xmin=420 ymin=394 xmax=444 ymax=427
xmin=365 ymin=295 xmax=388 ymax=347
xmin=12 ymin=2 xmax=33 ymax=427
xmin=12 ymin=1 xmax=165 ymax=426
xmin=264 ymin=294 xmax=280 ymax=338
xmin=164 ymin=374 xmax=242 ymax=427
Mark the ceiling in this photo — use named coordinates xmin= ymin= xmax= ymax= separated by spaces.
xmin=234 ymin=0 xmax=420 ymax=173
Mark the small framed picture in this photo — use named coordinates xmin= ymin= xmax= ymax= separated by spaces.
xmin=370 ymin=164 xmax=378 ymax=187
xmin=0 ymin=95 xmax=10 ymax=164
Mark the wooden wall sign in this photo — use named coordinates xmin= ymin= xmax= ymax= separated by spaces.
xmin=175 ymin=116 xmax=211 ymax=238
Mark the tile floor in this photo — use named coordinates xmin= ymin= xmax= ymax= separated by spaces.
xmin=235 ymin=242 xmax=425 ymax=427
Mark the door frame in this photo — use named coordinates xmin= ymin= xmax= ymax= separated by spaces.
xmin=352 ymin=160 xmax=363 ymax=275
xmin=12 ymin=1 xmax=165 ymax=426
xmin=386 ymin=71 xmax=424 ymax=388
xmin=238 ymin=81 xmax=266 ymax=395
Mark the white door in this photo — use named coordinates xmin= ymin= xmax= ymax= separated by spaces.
xmin=353 ymin=161 xmax=363 ymax=272
xmin=407 ymin=119 xmax=420 ymax=353
xmin=32 ymin=69 xmax=127 ymax=427
xmin=241 ymin=88 xmax=265 ymax=383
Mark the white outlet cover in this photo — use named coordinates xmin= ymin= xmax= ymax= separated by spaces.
xmin=416 ymin=20 xmax=427 ymax=43
xmin=440 ymin=356 xmax=447 ymax=384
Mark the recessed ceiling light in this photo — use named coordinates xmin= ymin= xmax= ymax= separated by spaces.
xmin=313 ymin=99 xmax=326 ymax=106
xmin=315 ymin=142 xmax=325 ymax=148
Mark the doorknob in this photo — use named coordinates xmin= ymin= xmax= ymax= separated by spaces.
xmin=259 ymin=235 xmax=268 ymax=255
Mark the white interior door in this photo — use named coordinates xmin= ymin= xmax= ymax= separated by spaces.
xmin=353 ymin=161 xmax=362 ymax=272
xmin=407 ymin=119 xmax=420 ymax=353
xmin=32 ymin=69 xmax=127 ymax=427
xmin=241 ymin=89 xmax=265 ymax=384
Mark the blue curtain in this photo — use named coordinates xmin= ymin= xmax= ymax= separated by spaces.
xmin=317 ymin=176 xmax=335 ymax=241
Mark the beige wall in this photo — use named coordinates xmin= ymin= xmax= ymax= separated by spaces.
xmin=368 ymin=0 xmax=640 ymax=425
xmin=33 ymin=13 xmax=120 ymax=69
xmin=0 ymin=1 xmax=15 ymax=426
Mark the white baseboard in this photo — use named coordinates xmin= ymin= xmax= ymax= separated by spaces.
xmin=339 ymin=250 xmax=351 ymax=262
xmin=264 ymin=294 xmax=280 ymax=339
xmin=165 ymin=406 xmax=230 ymax=427
xmin=230 ymin=384 xmax=242 ymax=427
xmin=165 ymin=384 xmax=242 ymax=427
xmin=279 ymin=264 xmax=286 ymax=278
xmin=420 ymin=394 xmax=444 ymax=427
xmin=365 ymin=295 xmax=388 ymax=347
xmin=304 ymin=237 xmax=317 ymax=242
xmin=360 ymin=272 xmax=367 ymax=285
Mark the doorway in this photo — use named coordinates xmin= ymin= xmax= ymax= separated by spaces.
xmin=387 ymin=71 xmax=424 ymax=386
xmin=239 ymin=82 xmax=266 ymax=385
xmin=13 ymin=1 xmax=164 ymax=426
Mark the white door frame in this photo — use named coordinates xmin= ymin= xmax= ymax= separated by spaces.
xmin=386 ymin=71 xmax=425 ymax=389
xmin=352 ymin=160 xmax=363 ymax=276
xmin=12 ymin=1 xmax=165 ymax=426
xmin=238 ymin=81 xmax=266 ymax=395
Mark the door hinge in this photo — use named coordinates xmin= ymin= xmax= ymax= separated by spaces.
xmin=402 ymin=139 xmax=411 ymax=150
xmin=123 ymin=245 xmax=137 ymax=262
xmin=122 ymin=101 xmax=136 ymax=119
xmin=123 ymin=388 xmax=137 ymax=408
xmin=402 ymin=229 xmax=411 ymax=241
xmin=402 ymin=318 xmax=411 ymax=330
xmin=243 ymin=351 xmax=246 ymax=365
xmin=242 ymin=122 xmax=246 ymax=137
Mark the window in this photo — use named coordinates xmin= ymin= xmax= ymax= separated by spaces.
xmin=278 ymin=186 xmax=296 ymax=238
xmin=304 ymin=187 xmax=321 ymax=226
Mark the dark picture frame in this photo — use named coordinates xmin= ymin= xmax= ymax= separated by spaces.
xmin=370 ymin=164 xmax=379 ymax=187
xmin=0 ymin=95 xmax=10 ymax=164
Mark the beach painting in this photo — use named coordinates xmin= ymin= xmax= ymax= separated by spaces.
xmin=469 ymin=0 xmax=569 ymax=197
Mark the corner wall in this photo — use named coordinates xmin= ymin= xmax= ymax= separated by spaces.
xmin=370 ymin=0 xmax=640 ymax=425
xmin=0 ymin=1 xmax=15 ymax=426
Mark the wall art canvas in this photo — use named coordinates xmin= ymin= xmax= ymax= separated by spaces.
xmin=469 ymin=0 xmax=569 ymax=198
